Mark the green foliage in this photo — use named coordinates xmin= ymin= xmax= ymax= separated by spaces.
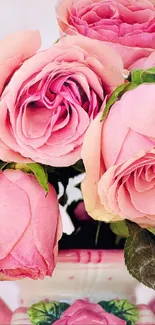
xmin=28 ymin=163 xmax=49 ymax=194
xmin=110 ymin=220 xmax=129 ymax=238
xmin=28 ymin=300 xmax=70 ymax=325
xmin=99 ymin=299 xmax=139 ymax=325
xmin=125 ymin=221 xmax=155 ymax=290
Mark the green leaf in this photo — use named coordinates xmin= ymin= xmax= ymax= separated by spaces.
xmin=100 ymin=82 xmax=137 ymax=122
xmin=99 ymin=299 xmax=139 ymax=325
xmin=110 ymin=221 xmax=129 ymax=238
xmin=72 ymin=159 xmax=85 ymax=173
xmin=125 ymin=221 xmax=155 ymax=290
xmin=27 ymin=301 xmax=70 ymax=325
xmin=115 ymin=235 xmax=122 ymax=245
xmin=101 ymin=66 xmax=155 ymax=123
xmin=147 ymin=227 xmax=155 ymax=235
xmin=131 ymin=67 xmax=155 ymax=85
xmin=8 ymin=163 xmax=32 ymax=173
xmin=0 ymin=161 xmax=9 ymax=170
xmin=95 ymin=221 xmax=101 ymax=246
xmin=7 ymin=162 xmax=49 ymax=193
xmin=27 ymin=163 xmax=49 ymax=194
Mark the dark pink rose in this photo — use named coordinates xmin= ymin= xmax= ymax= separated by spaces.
xmin=74 ymin=202 xmax=92 ymax=221
xmin=0 ymin=170 xmax=61 ymax=280
xmin=56 ymin=0 xmax=155 ymax=68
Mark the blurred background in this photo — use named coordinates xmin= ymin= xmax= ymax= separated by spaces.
xmin=0 ymin=0 xmax=59 ymax=48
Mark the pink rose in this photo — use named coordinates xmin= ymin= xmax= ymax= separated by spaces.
xmin=0 ymin=299 xmax=12 ymax=325
xmin=0 ymin=33 xmax=123 ymax=167
xmin=0 ymin=30 xmax=41 ymax=96
xmin=56 ymin=0 xmax=155 ymax=68
xmin=0 ymin=30 xmax=41 ymax=163
xmin=74 ymin=201 xmax=92 ymax=221
xmin=82 ymin=83 xmax=155 ymax=227
xmin=53 ymin=299 xmax=126 ymax=324
xmin=0 ymin=169 xmax=61 ymax=280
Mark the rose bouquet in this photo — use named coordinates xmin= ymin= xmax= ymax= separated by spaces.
xmin=1 ymin=0 xmax=155 ymax=315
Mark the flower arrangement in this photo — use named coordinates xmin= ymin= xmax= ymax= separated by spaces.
xmin=1 ymin=0 xmax=155 ymax=323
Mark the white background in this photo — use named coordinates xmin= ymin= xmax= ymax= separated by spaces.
xmin=0 ymin=0 xmax=59 ymax=48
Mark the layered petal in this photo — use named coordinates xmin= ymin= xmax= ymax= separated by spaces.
xmin=0 ymin=35 xmax=123 ymax=166
xmin=0 ymin=30 xmax=41 ymax=95
xmin=121 ymin=84 xmax=155 ymax=139
xmin=56 ymin=0 xmax=155 ymax=68
xmin=82 ymin=113 xmax=120 ymax=222
xmin=0 ymin=171 xmax=31 ymax=260
xmin=98 ymin=150 xmax=155 ymax=226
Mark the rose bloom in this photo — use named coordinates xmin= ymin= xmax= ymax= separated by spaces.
xmin=56 ymin=0 xmax=155 ymax=68
xmin=82 ymin=82 xmax=155 ymax=227
xmin=0 ymin=169 xmax=61 ymax=280
xmin=0 ymin=31 xmax=123 ymax=167
xmin=54 ymin=299 xmax=126 ymax=324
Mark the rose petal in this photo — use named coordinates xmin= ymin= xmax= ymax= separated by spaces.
xmin=0 ymin=171 xmax=31 ymax=259
xmin=121 ymin=84 xmax=155 ymax=139
xmin=116 ymin=128 xmax=154 ymax=165
xmin=0 ymin=30 xmax=41 ymax=95
xmin=127 ymin=175 xmax=155 ymax=215
xmin=118 ymin=182 xmax=145 ymax=219
xmin=32 ymin=184 xmax=61 ymax=275
xmin=82 ymin=112 xmax=119 ymax=221
xmin=102 ymin=101 xmax=129 ymax=168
